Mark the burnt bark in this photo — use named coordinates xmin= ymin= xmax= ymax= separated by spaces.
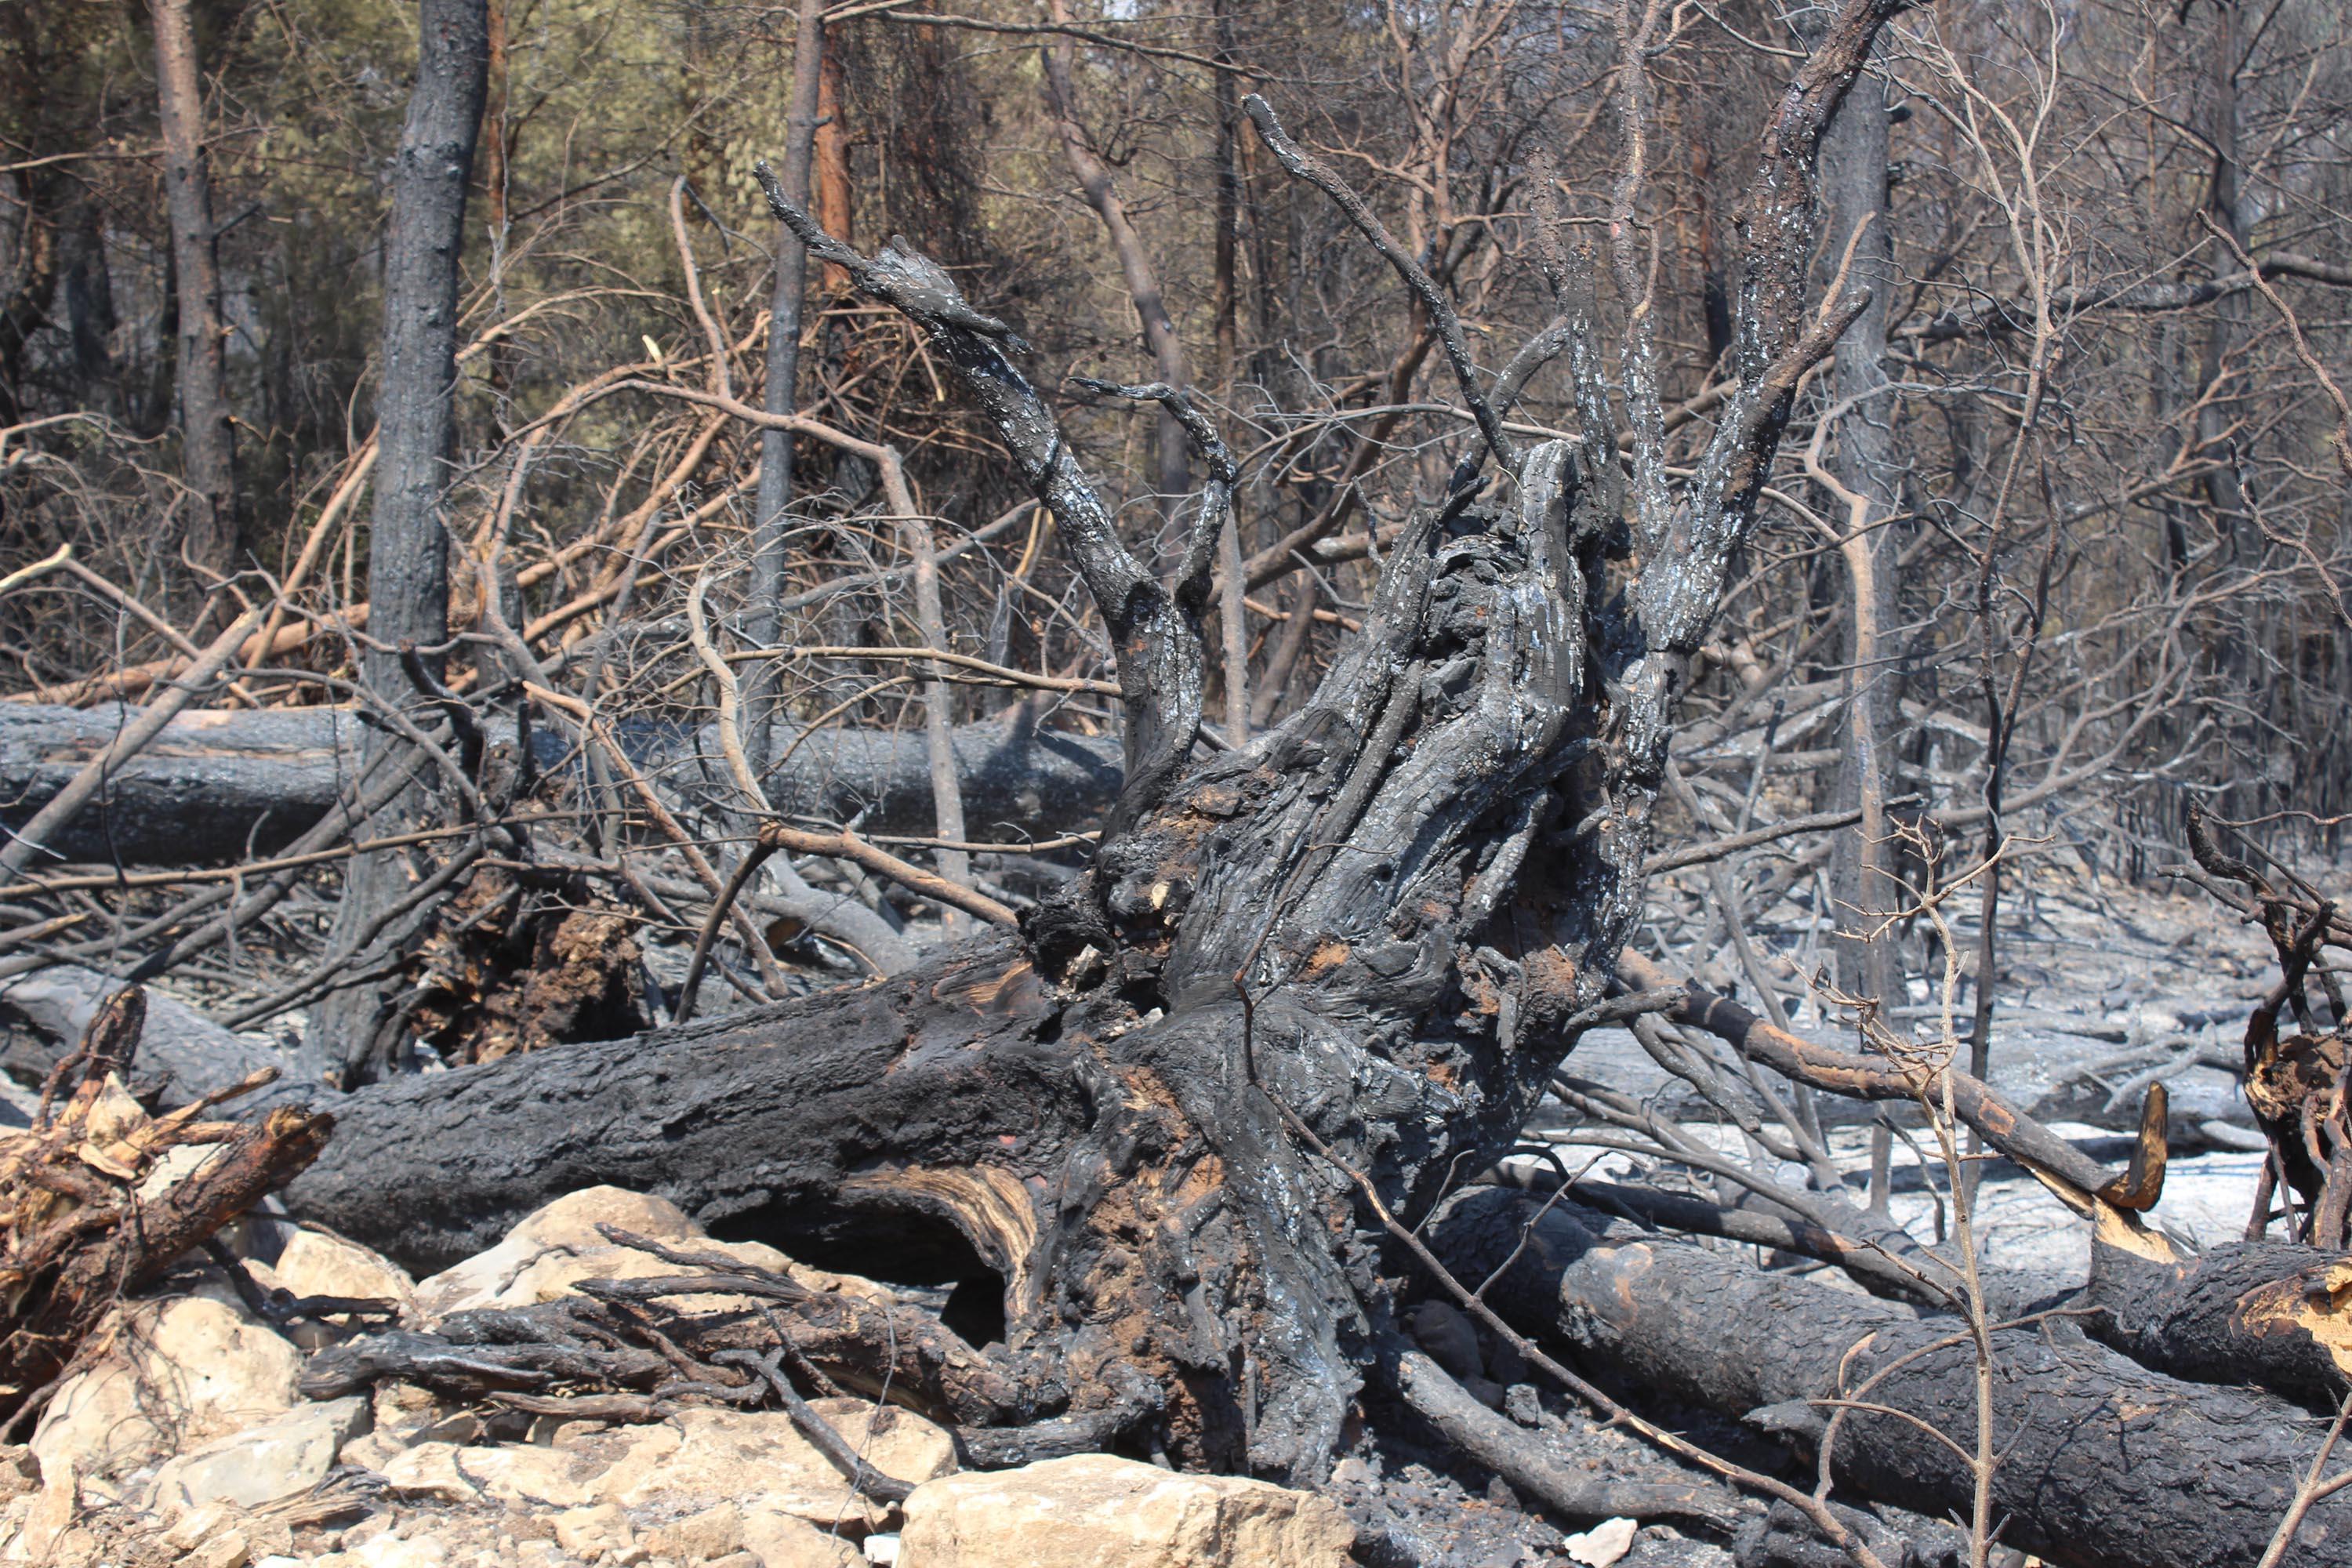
xmin=303 ymin=0 xmax=489 ymax=1083
xmin=1813 ymin=31 xmax=1900 ymax=1014
xmin=2088 ymin=1222 xmax=2352 ymax=1412
xmin=1436 ymin=1190 xmax=2352 ymax=1568
xmin=0 ymin=704 xmax=1122 ymax=866
xmin=742 ymin=0 xmax=825 ymax=780
xmin=0 ymin=961 xmax=288 ymax=1109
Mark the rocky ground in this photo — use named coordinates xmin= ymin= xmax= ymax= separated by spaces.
xmin=0 ymin=858 xmax=2299 ymax=1568
xmin=0 ymin=1186 xmax=1362 ymax=1568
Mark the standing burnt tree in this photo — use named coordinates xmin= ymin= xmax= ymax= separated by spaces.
xmin=289 ymin=0 xmax=1903 ymax=1485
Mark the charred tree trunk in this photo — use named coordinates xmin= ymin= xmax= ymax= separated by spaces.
xmin=301 ymin=0 xmax=488 ymax=1085
xmin=741 ymin=0 xmax=824 ymax=780
xmin=148 ymin=0 xmax=240 ymax=578
xmin=1815 ymin=31 xmax=1901 ymax=1019
xmin=1437 ymin=1191 xmax=2352 ymax=1568
xmin=285 ymin=0 xmax=1904 ymax=1487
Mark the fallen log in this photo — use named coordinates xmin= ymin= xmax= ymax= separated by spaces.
xmin=1434 ymin=1189 xmax=2352 ymax=1568
xmin=0 ymin=961 xmax=292 ymax=1105
xmin=276 ymin=929 xmax=1073 ymax=1277
xmin=0 ymin=703 xmax=1123 ymax=865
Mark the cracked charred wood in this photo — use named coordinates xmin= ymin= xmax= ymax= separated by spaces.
xmin=2087 ymin=1212 xmax=2352 ymax=1411
xmin=1435 ymin=1190 xmax=2352 ymax=1568
xmin=281 ymin=0 xmax=1904 ymax=1485
xmin=0 ymin=704 xmax=1123 ymax=865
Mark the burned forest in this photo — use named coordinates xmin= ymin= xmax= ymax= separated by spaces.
xmin=4 ymin=1 xmax=2352 ymax=1566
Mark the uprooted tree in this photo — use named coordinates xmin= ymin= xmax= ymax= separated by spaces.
xmin=271 ymin=0 xmax=1907 ymax=1486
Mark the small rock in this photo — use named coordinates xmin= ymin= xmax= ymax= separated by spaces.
xmin=862 ymin=1534 xmax=899 ymax=1564
xmin=2 ymin=1459 xmax=74 ymax=1565
xmin=193 ymin=1530 xmax=253 ymax=1568
xmin=1463 ymin=1373 xmax=1508 ymax=1410
xmin=31 ymin=1295 xmax=300 ymax=1483
xmin=1406 ymin=1301 xmax=1484 ymax=1381
xmin=44 ymin=1524 xmax=99 ymax=1568
xmin=148 ymin=1396 xmax=371 ymax=1513
xmin=346 ymin=1530 xmax=452 ymax=1568
xmin=273 ymin=1229 xmax=416 ymax=1314
xmin=135 ymin=1139 xmax=220 ymax=1202
xmin=738 ymin=1513 xmax=862 ymax=1568
xmin=554 ymin=1502 xmax=634 ymax=1559
xmin=897 ymin=1453 xmax=1356 ymax=1567
xmin=339 ymin=1429 xmax=408 ymax=1473
xmin=166 ymin=1502 xmax=236 ymax=1550
xmin=248 ymin=1518 xmax=296 ymax=1559
xmin=1565 ymin=1517 xmax=1639 ymax=1568
xmin=643 ymin=1503 xmax=744 ymax=1560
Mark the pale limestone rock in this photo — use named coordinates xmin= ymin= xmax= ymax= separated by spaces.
xmin=554 ymin=1502 xmax=635 ymax=1559
xmin=896 ymin=1454 xmax=1356 ymax=1568
xmin=738 ymin=1513 xmax=862 ymax=1568
xmin=31 ymin=1297 xmax=300 ymax=1483
xmin=344 ymin=1530 xmax=452 ymax=1568
xmin=641 ymin=1502 xmax=743 ymax=1560
xmin=1565 ymin=1517 xmax=1639 ymax=1568
xmin=1 ymin=1458 xmax=74 ymax=1565
xmin=0 ymin=1450 xmax=31 ymax=1512
xmin=165 ymin=1502 xmax=235 ymax=1550
xmin=383 ymin=1402 xmax=954 ymax=1537
xmin=412 ymin=1188 xmax=890 ymax=1322
xmin=191 ymin=1529 xmax=252 ymax=1568
xmin=47 ymin=1523 xmax=100 ymax=1568
xmin=134 ymin=1141 xmax=220 ymax=1202
xmin=147 ymin=1396 xmax=370 ymax=1513
xmin=273 ymin=1229 xmax=416 ymax=1314
xmin=339 ymin=1429 xmax=408 ymax=1473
